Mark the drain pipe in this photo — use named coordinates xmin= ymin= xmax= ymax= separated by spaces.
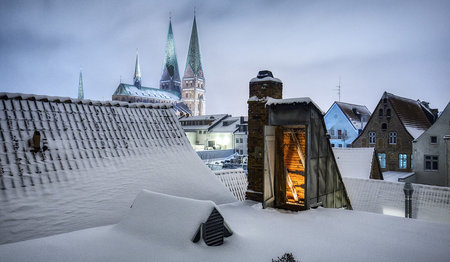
xmin=403 ymin=182 xmax=414 ymax=218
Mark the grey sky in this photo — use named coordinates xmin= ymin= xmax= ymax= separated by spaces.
xmin=1 ymin=0 xmax=449 ymax=116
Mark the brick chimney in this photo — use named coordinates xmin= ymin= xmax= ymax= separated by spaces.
xmin=246 ymin=70 xmax=282 ymax=201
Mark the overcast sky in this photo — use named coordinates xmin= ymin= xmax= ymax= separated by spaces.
xmin=1 ymin=0 xmax=449 ymax=116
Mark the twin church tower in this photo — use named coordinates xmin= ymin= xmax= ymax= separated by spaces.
xmin=112 ymin=15 xmax=205 ymax=116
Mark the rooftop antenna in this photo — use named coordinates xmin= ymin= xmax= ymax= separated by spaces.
xmin=334 ymin=77 xmax=342 ymax=102
xmin=119 ymin=75 xmax=122 ymax=84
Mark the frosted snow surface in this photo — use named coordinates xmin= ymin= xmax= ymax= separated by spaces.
xmin=343 ymin=177 xmax=450 ymax=224
xmin=249 ymin=76 xmax=282 ymax=83
xmin=265 ymin=97 xmax=324 ymax=114
xmin=115 ymin=190 xmax=218 ymax=244
xmin=0 ymin=195 xmax=449 ymax=262
xmin=333 ymin=148 xmax=374 ymax=179
xmin=405 ymin=125 xmax=427 ymax=139
xmin=0 ymin=95 xmax=236 ymax=244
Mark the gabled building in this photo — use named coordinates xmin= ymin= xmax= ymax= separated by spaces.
xmin=353 ymin=92 xmax=435 ymax=174
xmin=324 ymin=102 xmax=371 ymax=148
xmin=413 ymin=102 xmax=450 ymax=186
xmin=182 ymin=15 xmax=206 ymax=116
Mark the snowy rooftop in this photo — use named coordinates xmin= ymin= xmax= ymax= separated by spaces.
xmin=265 ymin=97 xmax=324 ymax=114
xmin=333 ymin=148 xmax=375 ymax=179
xmin=0 ymin=93 xmax=236 ymax=244
xmin=209 ymin=116 xmax=240 ymax=133
xmin=1 ymin=192 xmax=449 ymax=262
xmin=384 ymin=92 xmax=431 ymax=139
xmin=383 ymin=171 xmax=415 ymax=182
xmin=179 ymin=114 xmax=229 ymax=131
xmin=113 ymin=83 xmax=180 ymax=101
xmin=343 ymin=177 xmax=450 ymax=224
xmin=334 ymin=101 xmax=371 ymax=129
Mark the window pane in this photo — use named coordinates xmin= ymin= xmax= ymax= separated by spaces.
xmin=432 ymin=162 xmax=438 ymax=170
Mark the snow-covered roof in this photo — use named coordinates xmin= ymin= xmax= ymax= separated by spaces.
xmin=382 ymin=171 xmax=415 ymax=182
xmin=334 ymin=101 xmax=371 ymax=130
xmin=0 ymin=92 xmax=236 ymax=244
xmin=1 ymin=197 xmax=449 ymax=262
xmin=209 ymin=116 xmax=240 ymax=133
xmin=333 ymin=148 xmax=374 ymax=179
xmin=265 ymin=97 xmax=324 ymax=114
xmin=179 ymin=114 xmax=229 ymax=131
xmin=0 ymin=92 xmax=172 ymax=108
xmin=249 ymin=75 xmax=282 ymax=83
xmin=214 ymin=169 xmax=248 ymax=201
xmin=343 ymin=177 xmax=450 ymax=224
xmin=115 ymin=190 xmax=219 ymax=244
xmin=113 ymin=83 xmax=180 ymax=101
xmin=385 ymin=92 xmax=431 ymax=139
xmin=415 ymin=102 xmax=450 ymax=142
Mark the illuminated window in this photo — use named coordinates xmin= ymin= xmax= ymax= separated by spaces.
xmin=378 ymin=153 xmax=386 ymax=168
xmin=399 ymin=154 xmax=407 ymax=169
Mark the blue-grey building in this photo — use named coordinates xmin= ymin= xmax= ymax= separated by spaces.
xmin=324 ymin=102 xmax=371 ymax=148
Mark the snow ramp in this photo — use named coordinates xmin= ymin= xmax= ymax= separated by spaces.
xmin=0 ymin=93 xmax=236 ymax=244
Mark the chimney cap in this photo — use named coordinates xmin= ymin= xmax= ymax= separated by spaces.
xmin=257 ymin=70 xmax=274 ymax=79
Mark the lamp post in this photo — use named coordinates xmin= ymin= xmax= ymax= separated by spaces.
xmin=403 ymin=182 xmax=414 ymax=218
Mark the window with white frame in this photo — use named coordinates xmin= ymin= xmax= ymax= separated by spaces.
xmin=378 ymin=153 xmax=386 ymax=168
xmin=369 ymin=132 xmax=376 ymax=144
xmin=389 ymin=132 xmax=397 ymax=144
xmin=425 ymin=155 xmax=438 ymax=171
xmin=399 ymin=154 xmax=407 ymax=169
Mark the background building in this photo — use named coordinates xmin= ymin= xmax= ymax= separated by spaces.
xmin=324 ymin=101 xmax=371 ymax=148
xmin=413 ymin=102 xmax=450 ymax=186
xmin=179 ymin=114 xmax=247 ymax=153
xmin=353 ymin=92 xmax=436 ymax=178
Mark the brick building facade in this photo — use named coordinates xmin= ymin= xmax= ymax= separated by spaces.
xmin=353 ymin=92 xmax=433 ymax=173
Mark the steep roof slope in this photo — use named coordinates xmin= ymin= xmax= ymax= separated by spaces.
xmin=333 ymin=148 xmax=374 ymax=179
xmin=386 ymin=92 xmax=431 ymax=139
xmin=0 ymin=92 xmax=236 ymax=244
xmin=335 ymin=101 xmax=371 ymax=129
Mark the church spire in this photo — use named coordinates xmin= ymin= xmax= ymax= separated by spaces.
xmin=160 ymin=18 xmax=181 ymax=97
xmin=181 ymin=15 xmax=206 ymax=116
xmin=78 ymin=69 xmax=84 ymax=100
xmin=134 ymin=49 xmax=142 ymax=89
xmin=184 ymin=15 xmax=203 ymax=78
